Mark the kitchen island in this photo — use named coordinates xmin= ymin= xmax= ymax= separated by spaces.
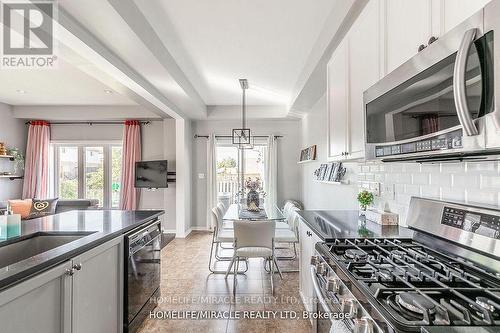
xmin=0 ymin=209 xmax=164 ymax=333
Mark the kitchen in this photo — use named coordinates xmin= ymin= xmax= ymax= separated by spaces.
xmin=0 ymin=0 xmax=500 ymax=332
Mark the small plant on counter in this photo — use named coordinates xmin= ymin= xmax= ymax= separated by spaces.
xmin=357 ymin=190 xmax=374 ymax=212
xmin=7 ymin=147 xmax=24 ymax=175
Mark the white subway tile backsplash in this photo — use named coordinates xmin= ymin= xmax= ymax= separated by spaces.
xmin=452 ymin=174 xmax=480 ymax=188
xmin=421 ymin=164 xmax=441 ymax=173
xmin=404 ymin=163 xmax=421 ymax=173
xmin=421 ymin=186 xmax=440 ymax=199
xmin=466 ymin=188 xmax=498 ymax=206
xmin=412 ymin=173 xmax=430 ymax=185
xmin=441 ymin=187 xmax=466 ymax=202
xmin=429 ymin=173 xmax=452 ymax=187
xmin=481 ymin=175 xmax=500 ymax=189
xmin=405 ymin=184 xmax=420 ymax=196
xmin=441 ymin=163 xmax=465 ymax=174
xmin=357 ymin=160 xmax=500 ymax=225
xmin=466 ymin=161 xmax=498 ymax=173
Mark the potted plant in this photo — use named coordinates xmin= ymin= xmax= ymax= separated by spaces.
xmin=357 ymin=190 xmax=374 ymax=215
xmin=7 ymin=147 xmax=24 ymax=176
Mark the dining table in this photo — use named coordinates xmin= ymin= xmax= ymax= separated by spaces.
xmin=222 ymin=203 xmax=286 ymax=221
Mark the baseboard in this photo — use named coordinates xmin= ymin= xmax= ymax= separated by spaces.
xmin=162 ymin=227 xmax=210 ymax=238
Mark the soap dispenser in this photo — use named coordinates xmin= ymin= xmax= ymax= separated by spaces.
xmin=6 ymin=205 xmax=21 ymax=238
xmin=0 ymin=210 xmax=7 ymax=240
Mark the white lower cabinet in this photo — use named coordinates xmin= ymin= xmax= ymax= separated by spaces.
xmin=0 ymin=237 xmax=123 ymax=333
xmin=298 ymin=219 xmax=321 ymax=314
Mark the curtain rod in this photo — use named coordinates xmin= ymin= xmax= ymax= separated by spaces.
xmin=194 ymin=134 xmax=283 ymax=139
xmin=25 ymin=120 xmax=157 ymax=125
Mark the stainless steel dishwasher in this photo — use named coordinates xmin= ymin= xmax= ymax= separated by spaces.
xmin=123 ymin=219 xmax=162 ymax=333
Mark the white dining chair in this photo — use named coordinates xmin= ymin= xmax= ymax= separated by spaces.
xmin=208 ymin=208 xmax=247 ymax=274
xmin=225 ymin=220 xmax=281 ymax=296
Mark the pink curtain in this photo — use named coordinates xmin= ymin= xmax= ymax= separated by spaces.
xmin=119 ymin=120 xmax=142 ymax=210
xmin=422 ymin=115 xmax=439 ymax=135
xmin=22 ymin=121 xmax=50 ymax=199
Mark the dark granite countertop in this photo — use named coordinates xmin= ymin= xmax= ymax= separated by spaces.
xmin=297 ymin=210 xmax=413 ymax=241
xmin=421 ymin=327 xmax=500 ymax=333
xmin=0 ymin=209 xmax=164 ymax=291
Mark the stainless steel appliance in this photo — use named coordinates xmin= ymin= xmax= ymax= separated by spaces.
xmin=364 ymin=1 xmax=500 ymax=162
xmin=124 ymin=219 xmax=162 ymax=333
xmin=311 ymin=197 xmax=500 ymax=332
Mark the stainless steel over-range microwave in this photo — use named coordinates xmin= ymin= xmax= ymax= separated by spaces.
xmin=364 ymin=1 xmax=500 ymax=162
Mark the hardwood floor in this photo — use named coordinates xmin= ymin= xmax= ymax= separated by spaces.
xmin=137 ymin=231 xmax=312 ymax=333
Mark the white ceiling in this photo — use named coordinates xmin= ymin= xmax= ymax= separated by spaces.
xmin=0 ymin=49 xmax=137 ymax=106
xmin=135 ymin=0 xmax=338 ymax=106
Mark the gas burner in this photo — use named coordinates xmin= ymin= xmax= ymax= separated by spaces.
xmin=345 ymin=249 xmax=367 ymax=260
xmin=391 ymin=250 xmax=406 ymax=259
xmin=396 ymin=292 xmax=436 ymax=314
xmin=476 ymin=297 xmax=497 ymax=312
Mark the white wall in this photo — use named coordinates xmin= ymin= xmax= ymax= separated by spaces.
xmin=300 ymin=94 xmax=359 ymax=210
xmin=192 ymin=119 xmax=301 ymax=228
xmin=0 ymin=103 xmax=27 ymax=201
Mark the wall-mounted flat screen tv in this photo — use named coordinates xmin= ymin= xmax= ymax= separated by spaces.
xmin=135 ymin=160 xmax=168 ymax=188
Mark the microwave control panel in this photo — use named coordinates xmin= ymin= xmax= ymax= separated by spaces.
xmin=375 ymin=129 xmax=463 ymax=158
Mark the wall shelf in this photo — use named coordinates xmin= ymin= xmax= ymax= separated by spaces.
xmin=0 ymin=175 xmax=23 ymax=180
xmin=297 ymin=159 xmax=316 ymax=164
xmin=313 ymin=179 xmax=350 ymax=185
xmin=0 ymin=155 xmax=14 ymax=161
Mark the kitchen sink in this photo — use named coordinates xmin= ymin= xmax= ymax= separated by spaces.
xmin=0 ymin=232 xmax=94 ymax=269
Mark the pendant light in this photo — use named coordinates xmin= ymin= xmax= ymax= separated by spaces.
xmin=232 ymin=79 xmax=253 ymax=149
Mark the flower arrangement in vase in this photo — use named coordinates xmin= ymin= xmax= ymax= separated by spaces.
xmin=357 ymin=190 xmax=374 ymax=215
xmin=244 ymin=177 xmax=264 ymax=212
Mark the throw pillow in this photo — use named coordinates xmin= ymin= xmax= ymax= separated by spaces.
xmin=28 ymin=198 xmax=59 ymax=219
xmin=8 ymin=199 xmax=33 ymax=219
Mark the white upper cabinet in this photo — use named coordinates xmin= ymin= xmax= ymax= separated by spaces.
xmin=327 ymin=38 xmax=349 ymax=161
xmin=385 ymin=0 xmax=432 ymax=74
xmin=327 ymin=0 xmax=380 ymax=161
xmin=347 ymin=0 xmax=381 ymax=160
xmin=441 ymin=0 xmax=491 ymax=34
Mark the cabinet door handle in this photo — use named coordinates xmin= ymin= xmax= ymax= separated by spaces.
xmin=73 ymin=263 xmax=82 ymax=271
xmin=428 ymin=36 xmax=438 ymax=45
xmin=418 ymin=44 xmax=426 ymax=52
xmin=306 ymin=231 xmax=312 ymax=237
xmin=65 ymin=268 xmax=74 ymax=276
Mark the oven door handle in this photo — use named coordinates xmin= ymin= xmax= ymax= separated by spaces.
xmin=453 ymin=28 xmax=479 ymax=136
xmin=310 ymin=266 xmax=338 ymax=326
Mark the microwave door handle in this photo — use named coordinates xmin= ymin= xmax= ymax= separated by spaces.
xmin=453 ymin=28 xmax=479 ymax=136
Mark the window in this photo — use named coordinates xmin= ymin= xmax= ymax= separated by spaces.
xmin=51 ymin=143 xmax=122 ymax=208
xmin=216 ymin=142 xmax=266 ymax=205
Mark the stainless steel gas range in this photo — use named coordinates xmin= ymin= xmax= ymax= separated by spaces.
xmin=310 ymin=197 xmax=500 ymax=332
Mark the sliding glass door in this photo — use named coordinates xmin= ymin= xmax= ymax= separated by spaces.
xmin=215 ymin=142 xmax=266 ymax=206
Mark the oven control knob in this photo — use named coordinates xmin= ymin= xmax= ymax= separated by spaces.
xmin=353 ymin=317 xmax=374 ymax=333
xmin=341 ymin=298 xmax=358 ymax=318
xmin=326 ymin=277 xmax=341 ymax=293
xmin=316 ymin=262 xmax=327 ymax=276
xmin=310 ymin=255 xmax=319 ymax=265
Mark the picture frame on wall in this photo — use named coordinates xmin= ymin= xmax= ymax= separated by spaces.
xmin=299 ymin=145 xmax=317 ymax=163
